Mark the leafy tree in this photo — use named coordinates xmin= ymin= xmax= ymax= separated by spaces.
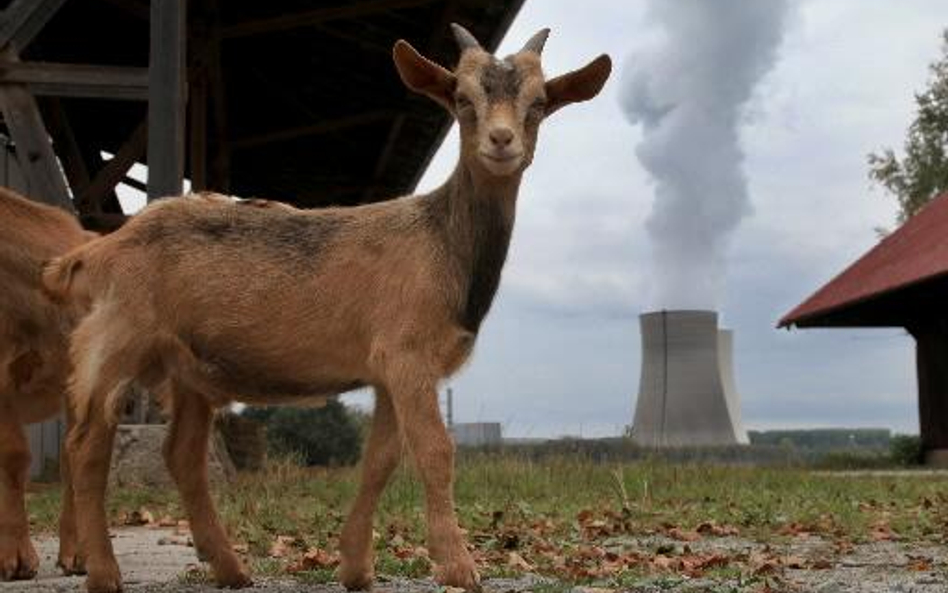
xmin=869 ymin=30 xmax=948 ymax=223
xmin=243 ymin=400 xmax=362 ymax=467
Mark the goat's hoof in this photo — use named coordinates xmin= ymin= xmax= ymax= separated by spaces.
xmin=84 ymin=560 xmax=123 ymax=593
xmin=434 ymin=559 xmax=481 ymax=592
xmin=0 ymin=534 xmax=39 ymax=581
xmin=336 ymin=560 xmax=374 ymax=591
xmin=57 ymin=549 xmax=87 ymax=575
xmin=212 ymin=557 xmax=253 ymax=589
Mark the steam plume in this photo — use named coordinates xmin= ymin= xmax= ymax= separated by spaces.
xmin=622 ymin=1 xmax=790 ymax=308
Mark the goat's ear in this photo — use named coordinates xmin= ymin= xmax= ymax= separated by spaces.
xmin=393 ymin=40 xmax=456 ymax=110
xmin=545 ymin=54 xmax=612 ymax=116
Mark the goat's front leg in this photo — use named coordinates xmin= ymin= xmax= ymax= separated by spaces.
xmin=57 ymin=401 xmax=84 ymax=575
xmin=0 ymin=403 xmax=39 ymax=581
xmin=387 ymin=379 xmax=478 ymax=591
xmin=162 ymin=390 xmax=251 ymax=589
xmin=338 ymin=388 xmax=402 ymax=590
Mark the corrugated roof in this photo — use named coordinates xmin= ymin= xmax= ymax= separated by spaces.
xmin=780 ymin=192 xmax=948 ymax=327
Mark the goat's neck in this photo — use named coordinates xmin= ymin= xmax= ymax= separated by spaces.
xmin=430 ymin=163 xmax=522 ymax=333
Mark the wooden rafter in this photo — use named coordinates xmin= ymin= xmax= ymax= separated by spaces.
xmin=77 ymin=119 xmax=147 ymax=212
xmin=0 ymin=0 xmax=67 ymax=53
xmin=0 ymin=62 xmax=148 ymax=100
xmin=95 ymin=0 xmax=149 ymax=20
xmin=221 ymin=0 xmax=438 ymax=39
xmin=41 ymin=97 xmax=90 ymax=194
xmin=230 ymin=110 xmax=393 ymax=151
xmin=363 ymin=0 xmax=458 ymax=201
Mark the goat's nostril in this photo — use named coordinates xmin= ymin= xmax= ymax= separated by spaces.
xmin=489 ymin=127 xmax=514 ymax=147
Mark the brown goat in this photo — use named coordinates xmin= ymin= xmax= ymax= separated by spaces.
xmin=46 ymin=25 xmax=610 ymax=593
xmin=0 ymin=188 xmax=97 ymax=581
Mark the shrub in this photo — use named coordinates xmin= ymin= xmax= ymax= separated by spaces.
xmin=890 ymin=434 xmax=923 ymax=467
xmin=243 ymin=400 xmax=362 ymax=467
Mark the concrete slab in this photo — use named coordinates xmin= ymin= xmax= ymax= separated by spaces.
xmin=0 ymin=527 xmax=200 ymax=592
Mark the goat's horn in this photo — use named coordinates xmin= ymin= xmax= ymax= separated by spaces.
xmin=520 ymin=28 xmax=550 ymax=55
xmin=451 ymin=23 xmax=482 ymax=53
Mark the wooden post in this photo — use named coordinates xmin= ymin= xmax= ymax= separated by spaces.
xmin=147 ymin=0 xmax=187 ymax=201
xmin=910 ymin=319 xmax=948 ymax=465
xmin=0 ymin=83 xmax=71 ymax=209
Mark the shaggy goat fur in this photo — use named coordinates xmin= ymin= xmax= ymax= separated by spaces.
xmin=0 ymin=188 xmax=97 ymax=581
xmin=48 ymin=24 xmax=611 ymax=593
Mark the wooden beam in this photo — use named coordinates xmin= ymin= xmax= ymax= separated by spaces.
xmin=221 ymin=0 xmax=437 ymax=39
xmin=230 ymin=110 xmax=394 ymax=151
xmin=0 ymin=84 xmax=71 ymax=209
xmin=188 ymin=68 xmax=208 ymax=190
xmin=147 ymin=0 xmax=187 ymax=201
xmin=0 ymin=0 xmax=67 ymax=53
xmin=364 ymin=0 xmax=456 ymax=201
xmin=361 ymin=113 xmax=404 ymax=201
xmin=0 ymin=62 xmax=148 ymax=100
xmin=120 ymin=175 xmax=146 ymax=191
xmin=77 ymin=119 xmax=147 ymax=212
xmin=95 ymin=0 xmax=149 ymax=20
xmin=41 ymin=97 xmax=90 ymax=195
xmin=205 ymin=0 xmax=229 ymax=192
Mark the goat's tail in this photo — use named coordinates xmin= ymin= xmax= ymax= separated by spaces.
xmin=41 ymin=244 xmax=94 ymax=304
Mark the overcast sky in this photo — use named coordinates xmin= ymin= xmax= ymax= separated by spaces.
xmin=399 ymin=0 xmax=948 ymax=438
xmin=117 ymin=1 xmax=946 ymax=438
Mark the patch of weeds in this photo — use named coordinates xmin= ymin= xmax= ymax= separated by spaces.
xmin=178 ymin=565 xmax=212 ymax=585
xmin=296 ymin=569 xmax=337 ymax=585
xmin=376 ymin=554 xmax=430 ymax=579
xmin=608 ymin=567 xmax=649 ymax=588
xmin=481 ymin=565 xmax=523 ymax=579
xmin=249 ymin=557 xmax=284 ymax=576
xmin=652 ymin=575 xmax=686 ymax=590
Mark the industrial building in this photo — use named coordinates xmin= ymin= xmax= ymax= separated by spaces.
xmin=633 ymin=310 xmax=749 ymax=447
xmin=451 ymin=422 xmax=503 ymax=447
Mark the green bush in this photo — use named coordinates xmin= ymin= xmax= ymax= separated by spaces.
xmin=890 ymin=434 xmax=923 ymax=467
xmin=243 ymin=400 xmax=362 ymax=467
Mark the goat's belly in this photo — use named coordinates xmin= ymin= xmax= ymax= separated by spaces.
xmin=185 ymin=351 xmax=366 ymax=406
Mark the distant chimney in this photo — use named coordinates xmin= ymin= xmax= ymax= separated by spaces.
xmin=633 ymin=310 xmax=748 ymax=446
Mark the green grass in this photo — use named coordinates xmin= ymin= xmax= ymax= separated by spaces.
xmin=26 ymin=456 xmax=948 ymax=586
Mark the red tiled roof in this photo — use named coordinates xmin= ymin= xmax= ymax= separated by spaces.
xmin=780 ymin=192 xmax=948 ymax=327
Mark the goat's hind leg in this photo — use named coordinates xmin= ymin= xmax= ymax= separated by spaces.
xmin=57 ymin=402 xmax=85 ymax=575
xmin=162 ymin=387 xmax=251 ymax=588
xmin=0 ymin=402 xmax=39 ymax=581
xmin=67 ymin=312 xmax=139 ymax=593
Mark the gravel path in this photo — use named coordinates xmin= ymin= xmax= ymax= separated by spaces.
xmin=1 ymin=528 xmax=946 ymax=592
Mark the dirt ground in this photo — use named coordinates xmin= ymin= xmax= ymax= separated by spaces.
xmin=1 ymin=527 xmax=945 ymax=592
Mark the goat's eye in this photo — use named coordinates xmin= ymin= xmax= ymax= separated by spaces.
xmin=530 ymin=98 xmax=547 ymax=112
xmin=456 ymin=94 xmax=473 ymax=110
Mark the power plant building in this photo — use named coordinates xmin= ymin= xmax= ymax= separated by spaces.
xmin=633 ymin=310 xmax=749 ymax=447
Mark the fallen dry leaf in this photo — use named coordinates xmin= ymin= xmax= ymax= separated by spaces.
xmin=268 ymin=535 xmax=296 ymax=558
xmin=286 ymin=547 xmax=338 ymax=573
xmin=507 ymin=551 xmax=534 ymax=571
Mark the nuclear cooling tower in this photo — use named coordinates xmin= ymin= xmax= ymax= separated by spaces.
xmin=633 ymin=310 xmax=749 ymax=447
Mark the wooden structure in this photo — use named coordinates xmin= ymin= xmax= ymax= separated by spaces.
xmin=780 ymin=193 xmax=948 ymax=464
xmin=0 ymin=0 xmax=524 ymax=476
xmin=0 ymin=0 xmax=523 ymax=214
